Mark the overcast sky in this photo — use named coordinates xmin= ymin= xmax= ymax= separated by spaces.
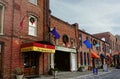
xmin=50 ymin=0 xmax=120 ymax=35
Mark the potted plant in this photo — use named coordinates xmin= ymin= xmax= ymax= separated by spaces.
xmin=88 ymin=66 xmax=93 ymax=71
xmin=49 ymin=68 xmax=58 ymax=76
xmin=15 ymin=67 xmax=24 ymax=79
xmin=78 ymin=66 xmax=85 ymax=72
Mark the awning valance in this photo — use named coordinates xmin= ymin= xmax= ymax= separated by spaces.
xmin=55 ymin=46 xmax=77 ymax=53
xmin=91 ymin=52 xmax=100 ymax=58
xmin=21 ymin=41 xmax=55 ymax=53
xmin=100 ymin=54 xmax=106 ymax=58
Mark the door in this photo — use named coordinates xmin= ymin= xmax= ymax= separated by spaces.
xmin=24 ymin=52 xmax=39 ymax=76
xmin=0 ymin=44 xmax=3 ymax=78
xmin=55 ymin=51 xmax=70 ymax=71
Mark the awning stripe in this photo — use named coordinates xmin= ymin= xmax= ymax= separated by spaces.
xmin=21 ymin=42 xmax=55 ymax=53
xmin=21 ymin=43 xmax=55 ymax=49
xmin=21 ymin=46 xmax=55 ymax=53
xmin=100 ymin=54 xmax=106 ymax=58
xmin=106 ymin=53 xmax=112 ymax=59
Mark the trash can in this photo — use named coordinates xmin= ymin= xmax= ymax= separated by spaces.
xmin=93 ymin=68 xmax=98 ymax=75
xmin=103 ymin=64 xmax=108 ymax=72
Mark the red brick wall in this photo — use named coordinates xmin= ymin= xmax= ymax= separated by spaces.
xmin=93 ymin=32 xmax=120 ymax=55
xmin=0 ymin=0 xmax=48 ymax=79
xmin=50 ymin=15 xmax=78 ymax=47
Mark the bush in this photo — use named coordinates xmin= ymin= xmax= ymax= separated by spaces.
xmin=48 ymin=68 xmax=59 ymax=75
xmin=15 ymin=67 xmax=23 ymax=75
xmin=78 ymin=66 xmax=85 ymax=71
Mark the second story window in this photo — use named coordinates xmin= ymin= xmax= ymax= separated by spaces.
xmin=29 ymin=0 xmax=37 ymax=5
xmin=0 ymin=5 xmax=4 ymax=35
xmin=28 ymin=16 xmax=37 ymax=36
xmin=79 ymin=33 xmax=82 ymax=46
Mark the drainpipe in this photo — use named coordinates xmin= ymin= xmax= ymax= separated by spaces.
xmin=10 ymin=0 xmax=15 ymax=78
xmin=43 ymin=0 xmax=50 ymax=74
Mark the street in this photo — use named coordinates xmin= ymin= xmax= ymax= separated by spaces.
xmin=68 ymin=69 xmax=120 ymax=79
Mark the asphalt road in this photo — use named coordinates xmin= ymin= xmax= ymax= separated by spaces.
xmin=70 ymin=69 xmax=120 ymax=79
xmin=99 ymin=69 xmax=120 ymax=79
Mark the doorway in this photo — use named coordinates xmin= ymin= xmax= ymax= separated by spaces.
xmin=54 ymin=51 xmax=70 ymax=71
xmin=24 ymin=52 xmax=39 ymax=76
xmin=0 ymin=43 xmax=3 ymax=78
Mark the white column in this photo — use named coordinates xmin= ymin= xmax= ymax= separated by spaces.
xmin=70 ymin=53 xmax=77 ymax=71
xmin=50 ymin=54 xmax=54 ymax=68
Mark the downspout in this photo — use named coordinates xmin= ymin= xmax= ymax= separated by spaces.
xmin=43 ymin=0 xmax=50 ymax=74
xmin=43 ymin=0 xmax=49 ymax=74
xmin=46 ymin=0 xmax=51 ymax=72
xmin=43 ymin=0 xmax=46 ymax=75
xmin=10 ymin=0 xmax=15 ymax=78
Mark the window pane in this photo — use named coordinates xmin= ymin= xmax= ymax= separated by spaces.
xmin=29 ymin=0 xmax=37 ymax=5
xmin=84 ymin=53 xmax=86 ymax=65
xmin=29 ymin=26 xmax=36 ymax=36
xmin=80 ymin=52 xmax=83 ymax=65
xmin=0 ymin=5 xmax=3 ymax=34
xmin=28 ymin=16 xmax=37 ymax=36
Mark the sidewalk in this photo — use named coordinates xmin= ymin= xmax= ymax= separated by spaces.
xmin=24 ymin=67 xmax=114 ymax=79
xmin=40 ymin=67 xmax=114 ymax=79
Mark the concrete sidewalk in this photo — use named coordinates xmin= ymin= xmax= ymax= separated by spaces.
xmin=40 ymin=68 xmax=114 ymax=79
xmin=24 ymin=67 xmax=114 ymax=79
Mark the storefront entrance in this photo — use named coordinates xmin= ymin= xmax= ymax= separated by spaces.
xmin=24 ymin=52 xmax=39 ymax=76
xmin=54 ymin=51 xmax=70 ymax=71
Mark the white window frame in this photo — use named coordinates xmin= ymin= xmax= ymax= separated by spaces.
xmin=0 ymin=4 xmax=4 ymax=35
xmin=28 ymin=16 xmax=37 ymax=36
xmin=28 ymin=0 xmax=37 ymax=5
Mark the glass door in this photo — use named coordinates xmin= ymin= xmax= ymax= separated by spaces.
xmin=24 ymin=52 xmax=39 ymax=76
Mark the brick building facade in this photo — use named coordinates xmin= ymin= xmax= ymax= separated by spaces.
xmin=50 ymin=15 xmax=78 ymax=71
xmin=77 ymin=30 xmax=110 ymax=70
xmin=50 ymin=15 xmax=111 ymax=71
xmin=0 ymin=0 xmax=51 ymax=79
xmin=93 ymin=32 xmax=120 ymax=66
xmin=0 ymin=0 xmax=120 ymax=79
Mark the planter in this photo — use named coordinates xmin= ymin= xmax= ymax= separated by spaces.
xmin=78 ymin=66 xmax=85 ymax=72
xmin=15 ymin=67 xmax=23 ymax=79
xmin=80 ymin=68 xmax=85 ymax=72
xmin=48 ymin=68 xmax=59 ymax=75
xmin=52 ymin=71 xmax=58 ymax=76
xmin=16 ymin=75 xmax=24 ymax=79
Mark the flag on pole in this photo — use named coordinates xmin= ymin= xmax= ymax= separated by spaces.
xmin=83 ymin=39 xmax=92 ymax=48
xmin=50 ymin=27 xmax=60 ymax=39
xmin=95 ymin=43 xmax=99 ymax=47
xmin=20 ymin=15 xmax=26 ymax=27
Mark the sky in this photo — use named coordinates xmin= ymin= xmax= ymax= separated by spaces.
xmin=50 ymin=0 xmax=120 ymax=35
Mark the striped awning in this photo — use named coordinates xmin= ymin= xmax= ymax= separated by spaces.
xmin=100 ymin=54 xmax=106 ymax=58
xmin=21 ymin=41 xmax=55 ymax=53
xmin=106 ymin=53 xmax=112 ymax=59
xmin=91 ymin=52 xmax=100 ymax=58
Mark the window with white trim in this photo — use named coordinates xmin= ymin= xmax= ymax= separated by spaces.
xmin=28 ymin=16 xmax=37 ymax=36
xmin=0 ymin=5 xmax=4 ymax=35
xmin=29 ymin=0 xmax=37 ymax=5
